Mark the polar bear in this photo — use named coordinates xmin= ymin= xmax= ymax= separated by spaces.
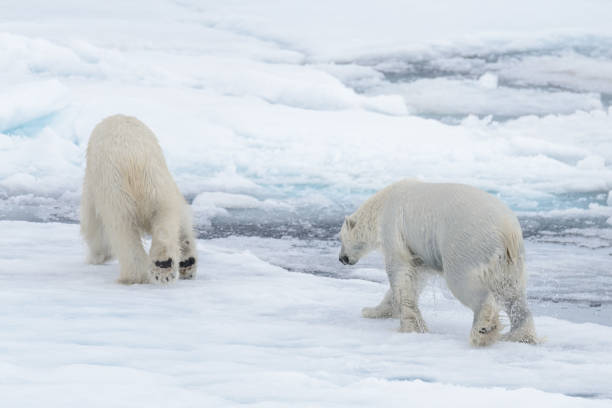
xmin=339 ymin=179 xmax=538 ymax=346
xmin=80 ymin=114 xmax=197 ymax=284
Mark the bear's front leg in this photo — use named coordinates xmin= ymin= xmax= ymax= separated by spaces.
xmin=362 ymin=289 xmax=393 ymax=318
xmin=386 ymin=256 xmax=428 ymax=333
xmin=397 ymin=286 xmax=428 ymax=333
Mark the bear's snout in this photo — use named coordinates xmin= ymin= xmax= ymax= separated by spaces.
xmin=339 ymin=254 xmax=350 ymax=265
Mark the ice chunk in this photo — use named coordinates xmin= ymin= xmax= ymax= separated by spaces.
xmin=478 ymin=72 xmax=498 ymax=89
xmin=0 ymin=80 xmax=67 ymax=133
xmin=576 ymin=155 xmax=606 ymax=170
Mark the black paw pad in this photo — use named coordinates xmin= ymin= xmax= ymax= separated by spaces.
xmin=155 ymin=258 xmax=173 ymax=268
xmin=179 ymin=257 xmax=195 ymax=268
xmin=478 ymin=325 xmax=496 ymax=334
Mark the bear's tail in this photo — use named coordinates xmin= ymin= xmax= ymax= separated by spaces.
xmin=500 ymin=218 xmax=524 ymax=265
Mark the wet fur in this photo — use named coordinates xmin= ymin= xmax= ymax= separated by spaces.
xmin=339 ymin=179 xmax=538 ymax=346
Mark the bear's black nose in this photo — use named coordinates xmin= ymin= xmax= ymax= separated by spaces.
xmin=339 ymin=255 xmax=349 ymax=265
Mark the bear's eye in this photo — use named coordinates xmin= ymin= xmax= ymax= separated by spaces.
xmin=353 ymin=243 xmax=366 ymax=251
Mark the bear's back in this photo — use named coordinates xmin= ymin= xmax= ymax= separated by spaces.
xmin=85 ymin=115 xmax=177 ymax=211
xmin=384 ymin=180 xmax=523 ymax=269
xmin=87 ymin=114 xmax=164 ymax=163
xmin=390 ymin=180 xmax=516 ymax=225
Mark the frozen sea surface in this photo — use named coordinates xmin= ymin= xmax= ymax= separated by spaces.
xmin=1 ymin=221 xmax=612 ymax=407
xmin=1 ymin=0 xmax=612 ymax=222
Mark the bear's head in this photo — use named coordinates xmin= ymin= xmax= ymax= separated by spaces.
xmin=338 ymin=215 xmax=371 ymax=265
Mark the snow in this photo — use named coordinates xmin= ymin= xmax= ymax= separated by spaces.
xmin=372 ymin=77 xmax=602 ymax=117
xmin=478 ymin=73 xmax=499 ymax=89
xmin=1 ymin=221 xmax=612 ymax=407
xmin=0 ymin=80 xmax=68 ymax=133
xmin=174 ymin=0 xmax=612 ymax=61
xmin=191 ymin=192 xmax=290 ymax=226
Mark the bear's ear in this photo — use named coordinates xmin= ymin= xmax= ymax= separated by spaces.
xmin=344 ymin=216 xmax=356 ymax=230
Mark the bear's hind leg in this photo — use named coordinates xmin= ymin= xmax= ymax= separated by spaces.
xmin=80 ymin=189 xmax=112 ymax=265
xmin=362 ymin=289 xmax=393 ymax=318
xmin=149 ymin=207 xmax=180 ymax=283
xmin=178 ymin=204 xmax=197 ymax=280
xmin=444 ymin=267 xmax=501 ymax=346
xmin=469 ymin=293 xmax=502 ymax=347
xmin=501 ymin=296 xmax=539 ymax=344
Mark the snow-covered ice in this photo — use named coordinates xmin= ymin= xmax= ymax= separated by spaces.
xmin=1 ymin=0 xmax=612 ymax=405
xmin=1 ymin=221 xmax=612 ymax=407
xmin=1 ymin=0 xmax=612 ymax=222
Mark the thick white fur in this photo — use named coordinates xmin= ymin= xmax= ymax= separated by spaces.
xmin=339 ymin=179 xmax=538 ymax=346
xmin=81 ymin=115 xmax=197 ymax=284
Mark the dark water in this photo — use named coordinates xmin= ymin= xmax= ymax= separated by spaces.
xmin=195 ymin=210 xmax=612 ymax=327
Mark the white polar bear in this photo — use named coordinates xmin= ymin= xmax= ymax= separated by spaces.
xmin=339 ymin=179 xmax=538 ymax=346
xmin=80 ymin=114 xmax=197 ymax=284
